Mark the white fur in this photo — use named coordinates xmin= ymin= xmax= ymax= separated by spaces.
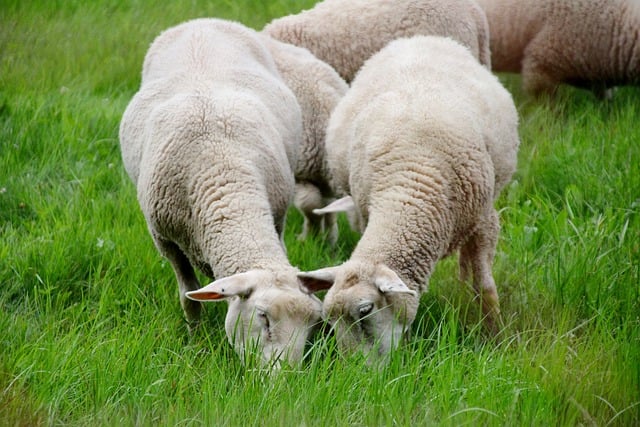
xmin=476 ymin=0 xmax=640 ymax=96
xmin=263 ymin=0 xmax=492 ymax=83
xmin=260 ymin=35 xmax=349 ymax=243
xmin=119 ymin=18 xmax=321 ymax=367
xmin=299 ymin=36 xmax=520 ymax=362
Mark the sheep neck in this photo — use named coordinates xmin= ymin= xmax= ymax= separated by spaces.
xmin=195 ymin=194 xmax=292 ymax=278
xmin=350 ymin=194 xmax=453 ymax=294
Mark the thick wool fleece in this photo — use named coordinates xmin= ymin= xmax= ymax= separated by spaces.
xmin=119 ymin=18 xmax=321 ymax=365
xmin=120 ymin=18 xmax=300 ymax=275
xmin=319 ymin=36 xmax=520 ymax=354
xmin=476 ymin=0 xmax=640 ymax=95
xmin=261 ymin=35 xmax=348 ymax=241
xmin=263 ymin=0 xmax=491 ymax=83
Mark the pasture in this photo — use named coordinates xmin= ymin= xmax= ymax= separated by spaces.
xmin=1 ymin=0 xmax=639 ymax=425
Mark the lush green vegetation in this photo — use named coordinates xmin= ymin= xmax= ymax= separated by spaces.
xmin=1 ymin=1 xmax=638 ymax=425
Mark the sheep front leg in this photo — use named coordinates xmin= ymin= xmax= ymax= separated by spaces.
xmin=293 ymin=182 xmax=338 ymax=244
xmin=154 ymin=237 xmax=202 ymax=326
xmin=298 ymin=210 xmax=338 ymax=245
xmin=459 ymin=209 xmax=501 ymax=333
xmin=521 ymin=36 xmax=562 ymax=97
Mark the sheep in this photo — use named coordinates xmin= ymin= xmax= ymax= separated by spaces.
xmin=475 ymin=0 xmax=640 ymax=97
xmin=298 ymin=36 xmax=520 ymax=362
xmin=118 ymin=18 xmax=322 ymax=366
xmin=262 ymin=0 xmax=492 ymax=83
xmin=259 ymin=35 xmax=349 ymax=243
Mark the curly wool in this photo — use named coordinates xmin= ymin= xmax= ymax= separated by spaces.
xmin=260 ymin=35 xmax=348 ymax=241
xmin=263 ymin=0 xmax=491 ymax=82
xmin=118 ymin=18 xmax=321 ymax=365
xmin=476 ymin=0 xmax=640 ymax=95
xmin=302 ymin=36 xmax=520 ymax=358
xmin=120 ymin=18 xmax=300 ymax=273
xmin=329 ymin=34 xmax=519 ymax=292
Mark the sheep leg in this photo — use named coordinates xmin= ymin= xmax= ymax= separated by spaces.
xmin=299 ymin=211 xmax=323 ymax=240
xmin=458 ymin=249 xmax=472 ymax=284
xmin=459 ymin=209 xmax=501 ymax=333
xmin=590 ymin=83 xmax=614 ymax=100
xmin=293 ymin=182 xmax=338 ymax=244
xmin=522 ymin=60 xmax=559 ymax=97
xmin=300 ymin=211 xmax=338 ymax=244
xmin=154 ymin=237 xmax=202 ymax=325
xmin=521 ymin=38 xmax=561 ymax=97
xmin=323 ymin=213 xmax=338 ymax=245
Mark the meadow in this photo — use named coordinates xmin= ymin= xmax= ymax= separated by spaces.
xmin=1 ymin=0 xmax=639 ymax=425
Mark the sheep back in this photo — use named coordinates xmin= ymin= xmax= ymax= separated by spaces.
xmin=264 ymin=0 xmax=492 ymax=82
xmin=326 ymin=35 xmax=519 ymax=288
xmin=120 ymin=18 xmax=301 ymax=188
xmin=119 ymin=18 xmax=303 ymax=277
xmin=260 ymin=35 xmax=348 ymax=188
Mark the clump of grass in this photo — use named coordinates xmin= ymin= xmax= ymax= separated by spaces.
xmin=1 ymin=1 xmax=639 ymax=426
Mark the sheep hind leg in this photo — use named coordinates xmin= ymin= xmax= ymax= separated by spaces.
xmin=300 ymin=211 xmax=338 ymax=246
xmin=459 ymin=210 xmax=501 ymax=334
xmin=323 ymin=212 xmax=338 ymax=246
xmin=154 ymin=237 xmax=202 ymax=326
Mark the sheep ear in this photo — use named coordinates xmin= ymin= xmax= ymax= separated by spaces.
xmin=185 ymin=270 xmax=267 ymax=302
xmin=373 ymin=265 xmax=416 ymax=296
xmin=312 ymin=196 xmax=355 ymax=215
xmin=297 ymin=267 xmax=339 ymax=294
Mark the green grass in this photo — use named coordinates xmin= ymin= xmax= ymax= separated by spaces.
xmin=1 ymin=1 xmax=639 ymax=425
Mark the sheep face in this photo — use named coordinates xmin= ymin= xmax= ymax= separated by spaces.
xmin=187 ymin=270 xmax=322 ymax=368
xmin=298 ymin=262 xmax=417 ymax=363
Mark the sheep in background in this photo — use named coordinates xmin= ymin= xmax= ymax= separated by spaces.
xmin=260 ymin=35 xmax=349 ymax=243
xmin=263 ymin=0 xmax=491 ymax=83
xmin=299 ymin=36 xmax=520 ymax=362
xmin=475 ymin=0 xmax=640 ymax=97
xmin=119 ymin=18 xmax=322 ymax=366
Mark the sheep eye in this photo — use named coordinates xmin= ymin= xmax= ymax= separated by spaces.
xmin=257 ymin=309 xmax=270 ymax=329
xmin=358 ymin=302 xmax=374 ymax=319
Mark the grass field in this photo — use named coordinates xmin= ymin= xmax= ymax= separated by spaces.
xmin=1 ymin=1 xmax=639 ymax=425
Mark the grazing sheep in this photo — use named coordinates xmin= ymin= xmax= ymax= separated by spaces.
xmin=298 ymin=36 xmax=520 ymax=361
xmin=475 ymin=0 xmax=640 ymax=96
xmin=260 ymin=35 xmax=349 ymax=243
xmin=119 ymin=18 xmax=322 ymax=366
xmin=263 ymin=0 xmax=492 ymax=83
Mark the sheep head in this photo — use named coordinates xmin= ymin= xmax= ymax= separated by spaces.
xmin=187 ymin=269 xmax=322 ymax=368
xmin=298 ymin=261 xmax=417 ymax=363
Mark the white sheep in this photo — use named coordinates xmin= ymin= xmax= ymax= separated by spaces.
xmin=260 ymin=35 xmax=349 ymax=243
xmin=263 ymin=0 xmax=492 ymax=83
xmin=298 ymin=36 xmax=520 ymax=361
xmin=475 ymin=0 xmax=640 ymax=96
xmin=118 ymin=18 xmax=322 ymax=366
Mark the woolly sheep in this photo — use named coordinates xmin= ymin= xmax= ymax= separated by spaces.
xmin=298 ymin=36 xmax=520 ymax=361
xmin=118 ymin=18 xmax=322 ymax=366
xmin=263 ymin=0 xmax=492 ymax=83
xmin=260 ymin=35 xmax=349 ymax=243
xmin=475 ymin=0 xmax=640 ymax=96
